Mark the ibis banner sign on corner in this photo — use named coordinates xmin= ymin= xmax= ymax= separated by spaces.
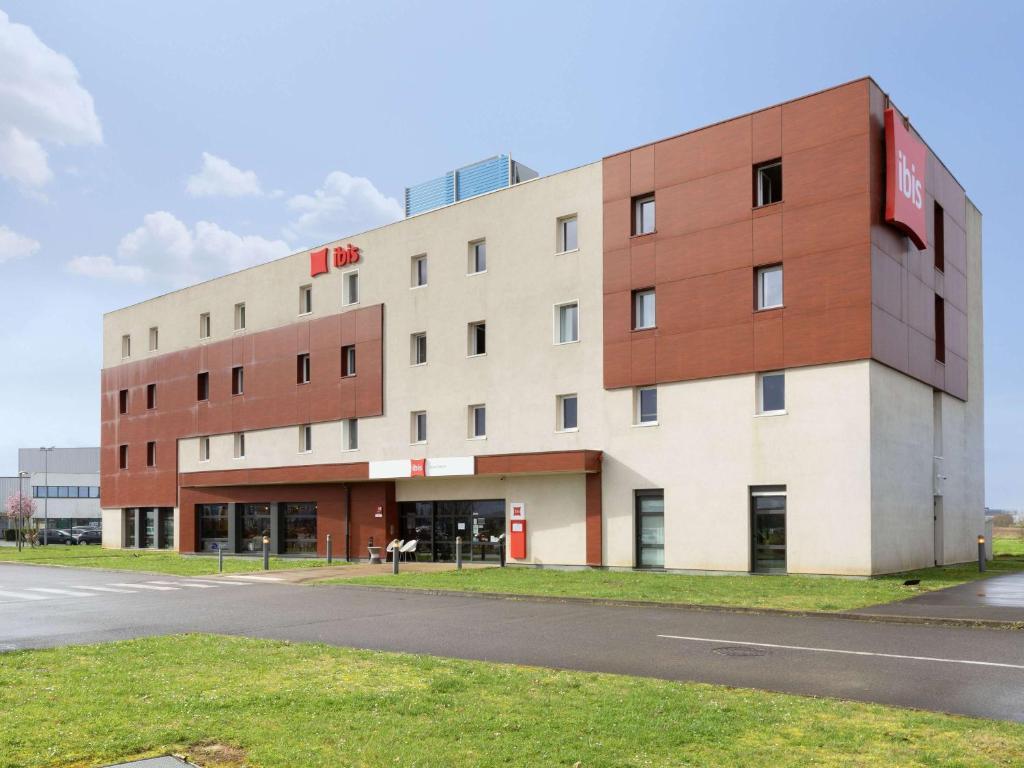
xmin=884 ymin=108 xmax=927 ymax=250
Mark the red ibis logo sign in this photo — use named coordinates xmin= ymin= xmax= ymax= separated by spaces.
xmin=884 ymin=108 xmax=927 ymax=250
xmin=310 ymin=244 xmax=361 ymax=277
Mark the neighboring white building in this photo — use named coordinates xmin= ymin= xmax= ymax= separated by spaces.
xmin=18 ymin=447 xmax=101 ymax=530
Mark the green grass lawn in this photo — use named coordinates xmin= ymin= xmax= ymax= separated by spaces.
xmin=326 ymin=548 xmax=1024 ymax=613
xmin=0 ymin=545 xmax=333 ymax=576
xmin=995 ymin=537 xmax=1024 ymax=557
xmin=1 ymin=634 xmax=1022 ymax=768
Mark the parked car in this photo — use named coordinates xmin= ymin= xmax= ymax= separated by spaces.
xmin=74 ymin=528 xmax=102 ymax=545
xmin=37 ymin=529 xmax=78 ymax=545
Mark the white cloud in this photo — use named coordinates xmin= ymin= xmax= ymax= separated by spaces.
xmin=284 ymin=171 xmax=402 ymax=245
xmin=186 ymin=152 xmax=263 ymax=198
xmin=67 ymin=211 xmax=291 ymax=287
xmin=0 ymin=10 xmax=102 ymax=189
xmin=0 ymin=225 xmax=40 ymax=262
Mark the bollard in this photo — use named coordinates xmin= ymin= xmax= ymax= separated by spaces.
xmin=218 ymin=546 xmax=224 ymax=573
xmin=500 ymin=536 xmax=506 ymax=568
xmin=978 ymin=535 xmax=986 ymax=573
xmin=456 ymin=536 xmax=463 ymax=571
xmin=263 ymin=535 xmax=270 ymax=571
xmin=392 ymin=542 xmax=400 ymax=575
xmin=327 ymin=533 xmax=333 ymax=565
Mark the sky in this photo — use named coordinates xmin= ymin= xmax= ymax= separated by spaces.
xmin=0 ymin=1 xmax=1021 ymax=510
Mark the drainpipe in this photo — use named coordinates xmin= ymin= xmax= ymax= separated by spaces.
xmin=345 ymin=484 xmax=351 ymax=562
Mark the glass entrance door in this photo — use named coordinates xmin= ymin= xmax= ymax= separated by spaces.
xmin=751 ymin=490 xmax=786 ymax=574
xmin=281 ymin=502 xmax=317 ymax=554
xmin=398 ymin=500 xmax=505 ymax=562
xmin=635 ymin=491 xmax=665 ymax=568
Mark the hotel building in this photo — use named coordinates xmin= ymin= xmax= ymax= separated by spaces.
xmin=100 ymin=78 xmax=983 ymax=575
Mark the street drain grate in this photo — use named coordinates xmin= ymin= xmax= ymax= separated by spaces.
xmin=713 ymin=646 xmax=768 ymax=658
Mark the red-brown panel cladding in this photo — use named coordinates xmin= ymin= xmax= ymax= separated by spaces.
xmin=585 ymin=472 xmax=602 ymax=567
xmin=604 ymin=79 xmax=879 ymax=390
xmin=101 ymin=304 xmax=384 ymax=509
xmin=475 ymin=450 xmax=602 ymax=476
xmin=177 ymin=479 xmax=393 ymax=557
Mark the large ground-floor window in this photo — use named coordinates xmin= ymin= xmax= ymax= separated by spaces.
xmin=635 ymin=490 xmax=665 ymax=568
xmin=123 ymin=507 xmax=174 ymax=549
xmin=282 ymin=502 xmax=317 ymax=554
xmin=199 ymin=504 xmax=230 ymax=552
xmin=751 ymin=486 xmax=787 ymax=574
xmin=240 ymin=503 xmax=272 ymax=553
xmin=124 ymin=508 xmax=137 ymax=548
xmin=399 ymin=499 xmax=505 ymax=562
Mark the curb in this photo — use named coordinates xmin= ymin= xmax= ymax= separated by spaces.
xmin=318 ymin=583 xmax=1024 ymax=630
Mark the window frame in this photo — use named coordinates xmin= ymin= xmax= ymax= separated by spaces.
xmin=118 ymin=389 xmax=128 ymax=415
xmin=756 ymin=264 xmax=784 ymax=311
xmin=146 ymin=383 xmax=157 ymax=410
xmin=199 ymin=312 xmax=211 ymax=340
xmin=554 ymin=300 xmax=580 ymax=344
xmin=468 ymin=239 xmax=487 ymax=275
xmin=118 ymin=444 xmax=128 ymax=470
xmin=233 ymin=432 xmax=245 ymax=459
xmin=411 ymin=411 xmax=427 ymax=444
xmin=198 ymin=436 xmax=211 ymax=462
xmin=635 ymin=386 xmax=658 ymax=426
xmin=121 ymin=334 xmax=131 ymax=359
xmin=934 ymin=201 xmax=945 ymax=273
xmin=468 ymin=321 xmax=486 ymax=357
xmin=343 ymin=418 xmax=359 ymax=451
xmin=469 ymin=404 xmax=486 ymax=440
xmin=557 ymin=393 xmax=579 ymax=432
xmin=297 ymin=353 xmax=311 ymax=385
xmin=632 ymin=194 xmax=655 ymax=236
xmin=299 ymin=424 xmax=313 ymax=453
xmin=757 ymin=371 xmax=787 ymax=415
xmin=299 ymin=284 xmax=313 ymax=315
xmin=342 ymin=269 xmax=359 ymax=306
xmin=148 ymin=326 xmax=159 ymax=352
xmin=197 ymin=371 xmax=209 ymax=402
xmin=754 ymin=159 xmax=783 ymax=207
xmin=234 ymin=302 xmax=246 ymax=331
xmin=411 ymin=254 xmax=428 ymax=288
xmin=231 ymin=366 xmax=244 ymax=396
xmin=632 ymin=288 xmax=656 ymax=330
xmin=146 ymin=441 xmax=156 ymax=468
xmin=411 ymin=332 xmax=427 ymax=366
xmin=557 ymin=214 xmax=578 ymax=253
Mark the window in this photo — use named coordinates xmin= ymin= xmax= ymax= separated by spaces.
xmin=411 ymin=332 xmax=427 ymax=365
xmin=341 ymin=345 xmax=356 ymax=377
xmin=635 ymin=490 xmax=665 ymax=568
xmin=121 ymin=334 xmax=131 ymax=359
xmin=934 ymin=202 xmax=945 ymax=273
xmin=199 ymin=312 xmax=211 ymax=339
xmin=199 ymin=436 xmax=210 ymax=462
xmin=558 ymin=215 xmax=578 ymax=252
xmin=751 ymin=486 xmax=787 ymax=574
xmin=231 ymin=366 xmax=244 ymax=395
xmin=146 ymin=383 xmax=156 ymax=410
xmin=756 ymin=265 xmax=783 ymax=310
xmin=343 ymin=271 xmax=359 ymax=305
xmin=468 ymin=321 xmax=486 ymax=356
xmin=469 ymin=239 xmax=487 ymax=274
xmin=469 ymin=404 xmax=486 ymax=439
xmin=633 ymin=288 xmax=655 ymax=330
xmin=146 ymin=441 xmax=156 ymax=467
xmin=758 ymin=372 xmax=786 ymax=414
xmin=299 ymin=284 xmax=312 ymax=315
xmin=411 ymin=254 xmax=427 ymax=287
xmin=557 ymin=394 xmax=578 ymax=431
xmin=412 ymin=411 xmax=427 ymax=444
xmin=299 ymin=424 xmax=312 ymax=453
xmin=234 ymin=432 xmax=245 ymax=459
xmin=148 ymin=327 xmax=159 ymax=352
xmin=197 ymin=371 xmax=209 ymax=401
xmin=118 ymin=389 xmax=128 ymax=415
xmin=633 ymin=194 xmax=655 ymax=235
xmin=755 ymin=160 xmax=782 ymax=207
xmin=234 ymin=302 xmax=246 ymax=330
xmin=556 ymin=302 xmax=579 ymax=343
xmin=935 ymin=296 xmax=946 ymax=363
xmin=297 ymin=353 xmax=310 ymax=384
xmin=343 ymin=418 xmax=358 ymax=451
xmin=118 ymin=444 xmax=128 ymax=470
xmin=635 ymin=386 xmax=658 ymax=425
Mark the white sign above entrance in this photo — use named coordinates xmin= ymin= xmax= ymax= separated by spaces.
xmin=368 ymin=456 xmax=475 ymax=480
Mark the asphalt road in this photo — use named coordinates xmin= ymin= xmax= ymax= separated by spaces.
xmin=2 ymin=563 xmax=1024 ymax=723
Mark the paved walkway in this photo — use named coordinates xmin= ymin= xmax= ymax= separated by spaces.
xmin=259 ymin=561 xmax=493 ymax=584
xmin=855 ymin=571 xmax=1024 ymax=623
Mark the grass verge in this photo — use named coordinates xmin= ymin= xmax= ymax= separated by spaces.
xmin=1 ymin=634 xmax=1023 ymax=767
xmin=323 ymin=548 xmax=1024 ymax=613
xmin=0 ymin=545 xmax=332 ymax=576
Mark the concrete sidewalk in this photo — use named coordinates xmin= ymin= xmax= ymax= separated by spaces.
xmin=250 ymin=561 xmax=494 ymax=584
xmin=854 ymin=571 xmax=1024 ymax=623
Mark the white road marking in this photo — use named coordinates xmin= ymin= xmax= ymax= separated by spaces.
xmin=185 ymin=579 xmax=251 ymax=586
xmin=109 ymin=583 xmax=178 ymax=591
xmin=0 ymin=589 xmax=48 ymax=601
xmin=26 ymin=587 xmax=97 ymax=598
xmin=149 ymin=581 xmax=218 ymax=589
xmin=73 ymin=585 xmax=138 ymax=594
xmin=657 ymin=634 xmax=1024 ymax=671
xmin=225 ymin=574 xmax=284 ymax=582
